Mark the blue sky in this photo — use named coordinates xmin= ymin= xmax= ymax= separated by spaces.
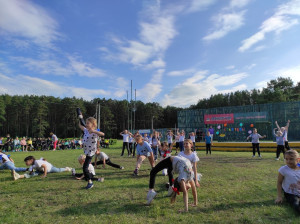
xmin=0 ymin=0 xmax=300 ymax=107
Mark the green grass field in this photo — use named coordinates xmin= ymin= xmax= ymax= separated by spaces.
xmin=0 ymin=141 xmax=299 ymax=224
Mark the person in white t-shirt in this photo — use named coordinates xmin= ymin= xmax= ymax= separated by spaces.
xmin=92 ymin=150 xmax=124 ymax=169
xmin=72 ymin=155 xmax=104 ymax=182
xmin=189 ymin=132 xmax=196 ymax=151
xmin=133 ymin=135 xmax=155 ymax=176
xmin=0 ymin=152 xmax=27 ymax=172
xmin=120 ymin=130 xmax=132 ymax=157
xmin=12 ymin=156 xmax=72 ymax=180
xmin=178 ymin=139 xmax=201 ymax=188
xmin=275 ymin=149 xmax=300 ymax=213
xmin=166 ymin=130 xmax=174 ymax=150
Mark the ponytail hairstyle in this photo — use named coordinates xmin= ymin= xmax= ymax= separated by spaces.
xmin=170 ymin=177 xmax=181 ymax=204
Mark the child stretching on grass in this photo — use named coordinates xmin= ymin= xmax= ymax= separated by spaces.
xmin=0 ymin=151 xmax=27 ymax=173
xmin=170 ymin=176 xmax=197 ymax=212
xmin=133 ymin=135 xmax=155 ymax=176
xmin=178 ymin=139 xmax=201 ymax=187
xmin=78 ymin=117 xmax=105 ymax=189
xmin=72 ymin=155 xmax=104 ymax=182
xmin=273 ymin=128 xmax=286 ymax=161
xmin=247 ymin=128 xmax=266 ymax=158
xmin=275 ymin=149 xmax=300 ymax=213
xmin=146 ymin=156 xmax=198 ymax=212
xmin=12 ymin=156 xmax=72 ymax=180
xmin=92 ymin=150 xmax=124 ymax=170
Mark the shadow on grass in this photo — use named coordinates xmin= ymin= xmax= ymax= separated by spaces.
xmin=56 ymin=199 xmax=154 ymax=216
xmin=194 ymin=199 xmax=276 ymax=213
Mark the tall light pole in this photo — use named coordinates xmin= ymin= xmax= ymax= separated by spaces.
xmin=98 ymin=101 xmax=100 ymax=130
xmin=151 ymin=116 xmax=154 ymax=130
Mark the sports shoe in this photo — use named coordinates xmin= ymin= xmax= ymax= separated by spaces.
xmin=252 ymin=155 xmax=255 ymax=158
xmin=65 ymin=167 xmax=72 ymax=172
xmin=12 ymin=170 xmax=20 ymax=181
xmin=167 ymin=186 xmax=174 ymax=197
xmin=85 ymin=182 xmax=94 ymax=189
xmin=120 ymin=166 xmax=124 ymax=170
xmin=276 ymin=157 xmax=280 ymax=161
xmin=71 ymin=168 xmax=76 ymax=176
xmin=146 ymin=190 xmax=157 ymax=205
xmin=97 ymin=177 xmax=104 ymax=182
xmin=259 ymin=155 xmax=262 ymax=158
xmin=133 ymin=169 xmax=138 ymax=176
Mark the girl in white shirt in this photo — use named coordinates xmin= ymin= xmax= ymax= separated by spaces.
xmin=275 ymin=150 xmax=300 ymax=213
xmin=12 ymin=156 xmax=72 ymax=180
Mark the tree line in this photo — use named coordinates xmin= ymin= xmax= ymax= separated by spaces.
xmin=0 ymin=77 xmax=298 ymax=138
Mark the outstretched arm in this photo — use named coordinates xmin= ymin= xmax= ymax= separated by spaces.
xmin=78 ymin=121 xmax=85 ymax=131
xmin=285 ymin=120 xmax=290 ymax=131
xmin=275 ymin=121 xmax=280 ymax=130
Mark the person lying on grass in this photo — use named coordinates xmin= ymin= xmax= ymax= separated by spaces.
xmin=92 ymin=149 xmax=124 ymax=170
xmin=146 ymin=156 xmax=198 ymax=212
xmin=0 ymin=151 xmax=28 ymax=173
xmin=72 ymin=154 xmax=104 ymax=182
xmin=12 ymin=156 xmax=72 ymax=180
xmin=275 ymin=149 xmax=300 ymax=213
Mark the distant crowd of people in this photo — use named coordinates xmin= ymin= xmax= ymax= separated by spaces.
xmin=0 ymin=133 xmax=111 ymax=152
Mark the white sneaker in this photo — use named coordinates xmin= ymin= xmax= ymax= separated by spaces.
xmin=252 ymin=155 xmax=255 ymax=158
xmin=98 ymin=177 xmax=104 ymax=182
xmin=12 ymin=170 xmax=20 ymax=180
xmin=71 ymin=168 xmax=76 ymax=176
xmin=65 ymin=167 xmax=72 ymax=172
xmin=146 ymin=190 xmax=157 ymax=205
xmin=276 ymin=157 xmax=280 ymax=161
xmin=167 ymin=186 xmax=174 ymax=197
xmin=120 ymin=166 xmax=124 ymax=170
xmin=259 ymin=155 xmax=262 ymax=158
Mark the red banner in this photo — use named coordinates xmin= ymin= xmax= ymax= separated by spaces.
xmin=204 ymin=114 xmax=234 ymax=124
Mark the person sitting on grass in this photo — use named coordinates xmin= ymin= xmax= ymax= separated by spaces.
xmin=146 ymin=156 xmax=198 ymax=212
xmin=12 ymin=156 xmax=72 ymax=180
xmin=133 ymin=134 xmax=155 ymax=176
xmin=72 ymin=155 xmax=104 ymax=182
xmin=275 ymin=149 xmax=300 ymax=213
xmin=92 ymin=150 xmax=124 ymax=170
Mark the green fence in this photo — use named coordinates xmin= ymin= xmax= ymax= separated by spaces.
xmin=178 ymin=101 xmax=300 ymax=142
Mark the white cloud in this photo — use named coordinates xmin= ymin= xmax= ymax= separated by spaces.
xmin=144 ymin=59 xmax=166 ymax=70
xmin=186 ymin=0 xmax=217 ymax=13
xmin=102 ymin=3 xmax=178 ymax=68
xmin=12 ymin=56 xmax=106 ymax=78
xmin=167 ymin=68 xmax=196 ymax=77
xmin=239 ymin=0 xmax=300 ymax=52
xmin=68 ymin=57 xmax=106 ymax=78
xmin=161 ymin=72 xmax=248 ymax=107
xmin=229 ymin=0 xmax=251 ymax=9
xmin=0 ymin=73 xmax=110 ymax=100
xmin=137 ymin=69 xmax=164 ymax=102
xmin=203 ymin=11 xmax=246 ymax=41
xmin=226 ymin=65 xmax=235 ymax=70
xmin=0 ymin=0 xmax=61 ymax=46
xmin=275 ymin=65 xmax=300 ymax=83
xmin=245 ymin=63 xmax=256 ymax=69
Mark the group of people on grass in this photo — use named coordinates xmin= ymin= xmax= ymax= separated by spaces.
xmin=1 ymin=116 xmax=300 ymax=213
